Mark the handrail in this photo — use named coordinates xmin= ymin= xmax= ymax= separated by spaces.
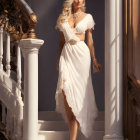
xmin=0 ymin=0 xmax=37 ymax=40
xmin=0 ymin=1 xmax=44 ymax=140
xmin=0 ymin=1 xmax=35 ymax=139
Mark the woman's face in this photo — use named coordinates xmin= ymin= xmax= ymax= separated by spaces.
xmin=73 ymin=0 xmax=84 ymax=9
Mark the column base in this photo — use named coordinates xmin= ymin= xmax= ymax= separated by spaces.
xmin=103 ymin=134 xmax=124 ymax=140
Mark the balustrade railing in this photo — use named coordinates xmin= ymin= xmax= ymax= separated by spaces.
xmin=0 ymin=0 xmax=44 ymax=140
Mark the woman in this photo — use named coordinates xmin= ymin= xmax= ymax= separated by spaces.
xmin=55 ymin=0 xmax=101 ymax=140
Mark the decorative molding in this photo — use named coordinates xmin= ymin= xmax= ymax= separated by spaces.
xmin=20 ymin=38 xmax=44 ymax=57
xmin=0 ymin=0 xmax=37 ymax=40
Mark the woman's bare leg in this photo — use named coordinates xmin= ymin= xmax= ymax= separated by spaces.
xmin=62 ymin=89 xmax=79 ymax=140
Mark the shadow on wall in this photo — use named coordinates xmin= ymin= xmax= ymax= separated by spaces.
xmin=26 ymin=0 xmax=105 ymax=111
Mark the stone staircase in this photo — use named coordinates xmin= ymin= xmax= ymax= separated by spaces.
xmin=38 ymin=111 xmax=105 ymax=140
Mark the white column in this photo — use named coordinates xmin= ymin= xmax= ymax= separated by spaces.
xmin=17 ymin=44 xmax=22 ymax=97
xmin=6 ymin=33 xmax=11 ymax=77
xmin=103 ymin=0 xmax=124 ymax=140
xmin=6 ymin=33 xmax=11 ymax=76
xmin=0 ymin=27 xmax=3 ymax=70
xmin=20 ymin=38 xmax=44 ymax=140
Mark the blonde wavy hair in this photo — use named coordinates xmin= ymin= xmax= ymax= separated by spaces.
xmin=55 ymin=0 xmax=86 ymax=30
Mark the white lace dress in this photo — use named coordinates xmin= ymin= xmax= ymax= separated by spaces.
xmin=55 ymin=13 xmax=99 ymax=138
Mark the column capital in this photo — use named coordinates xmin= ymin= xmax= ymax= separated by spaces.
xmin=20 ymin=38 xmax=44 ymax=56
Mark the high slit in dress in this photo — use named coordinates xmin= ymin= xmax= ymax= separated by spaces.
xmin=55 ymin=13 xmax=99 ymax=138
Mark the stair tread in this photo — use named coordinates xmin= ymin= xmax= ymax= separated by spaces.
xmin=38 ymin=120 xmax=104 ymax=131
xmin=38 ymin=111 xmax=104 ymax=121
xmin=39 ymin=130 xmax=104 ymax=132
xmin=38 ymin=120 xmax=104 ymax=122
xmin=38 ymin=130 xmax=104 ymax=140
xmin=38 ymin=111 xmax=105 ymax=140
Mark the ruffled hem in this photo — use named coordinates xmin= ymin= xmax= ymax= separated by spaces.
xmin=55 ymin=68 xmax=99 ymax=138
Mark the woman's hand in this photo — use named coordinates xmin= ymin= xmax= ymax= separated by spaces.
xmin=93 ymin=59 xmax=102 ymax=72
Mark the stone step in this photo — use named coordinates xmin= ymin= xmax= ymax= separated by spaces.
xmin=38 ymin=111 xmax=104 ymax=121
xmin=38 ymin=130 xmax=104 ymax=140
xmin=38 ymin=131 xmax=69 ymax=140
xmin=38 ymin=120 xmax=104 ymax=131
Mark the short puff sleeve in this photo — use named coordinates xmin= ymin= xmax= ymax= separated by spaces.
xmin=87 ymin=14 xmax=95 ymax=30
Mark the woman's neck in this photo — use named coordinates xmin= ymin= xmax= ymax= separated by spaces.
xmin=73 ymin=8 xmax=82 ymax=14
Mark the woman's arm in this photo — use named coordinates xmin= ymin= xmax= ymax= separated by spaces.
xmin=57 ymin=31 xmax=65 ymax=70
xmin=86 ymin=29 xmax=101 ymax=72
xmin=86 ymin=29 xmax=96 ymax=62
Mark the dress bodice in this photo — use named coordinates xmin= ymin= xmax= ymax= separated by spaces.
xmin=71 ymin=13 xmax=95 ymax=34
xmin=58 ymin=13 xmax=95 ymax=44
